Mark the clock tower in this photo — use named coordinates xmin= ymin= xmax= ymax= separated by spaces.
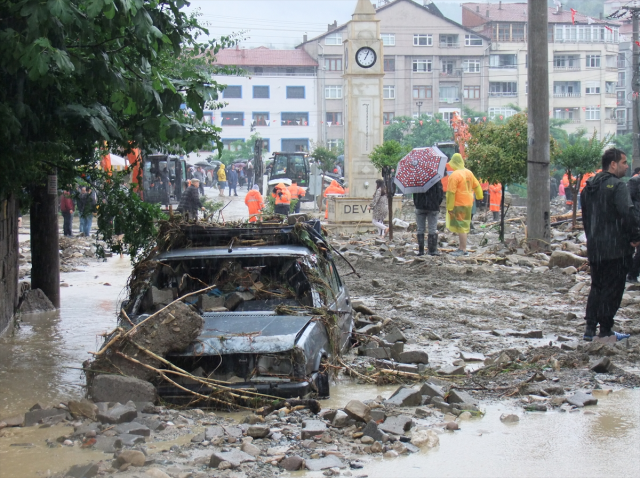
xmin=342 ymin=0 xmax=384 ymax=198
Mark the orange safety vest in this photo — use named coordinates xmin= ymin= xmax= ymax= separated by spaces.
xmin=489 ymin=184 xmax=502 ymax=212
xmin=562 ymin=173 xmax=575 ymax=205
xmin=245 ymin=190 xmax=264 ymax=222
xmin=288 ymin=184 xmax=306 ymax=200
xmin=580 ymin=172 xmax=594 ymax=193
xmin=324 ymin=180 xmax=345 ymax=219
xmin=442 ymin=163 xmax=454 ymax=192
xmin=272 ymin=185 xmax=291 ymax=205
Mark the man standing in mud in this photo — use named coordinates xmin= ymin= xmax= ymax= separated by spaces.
xmin=581 ymin=148 xmax=638 ymax=341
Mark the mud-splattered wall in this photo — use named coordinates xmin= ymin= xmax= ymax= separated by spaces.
xmin=0 ymin=194 xmax=19 ymax=336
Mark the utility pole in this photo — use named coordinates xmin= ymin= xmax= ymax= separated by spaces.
xmin=526 ymin=0 xmax=550 ymax=250
xmin=633 ymin=10 xmax=639 ymax=169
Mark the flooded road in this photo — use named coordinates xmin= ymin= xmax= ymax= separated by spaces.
xmin=0 ymin=256 xmax=131 ymax=417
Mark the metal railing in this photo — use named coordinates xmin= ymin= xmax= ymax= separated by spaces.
xmin=439 ymin=42 xmax=460 ymax=48
xmin=553 ymin=66 xmax=581 ymax=71
xmin=489 ymin=92 xmax=518 ymax=97
xmin=553 ymin=93 xmax=581 ymax=98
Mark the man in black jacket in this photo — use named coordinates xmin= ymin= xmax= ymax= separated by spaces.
xmin=413 ymin=181 xmax=444 ymax=256
xmin=580 ymin=148 xmax=639 ymax=341
xmin=177 ymin=178 xmax=203 ymax=219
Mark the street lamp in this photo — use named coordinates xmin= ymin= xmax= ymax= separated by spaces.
xmin=416 ymin=101 xmax=423 ymax=117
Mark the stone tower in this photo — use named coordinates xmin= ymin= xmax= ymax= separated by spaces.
xmin=342 ymin=0 xmax=384 ymax=198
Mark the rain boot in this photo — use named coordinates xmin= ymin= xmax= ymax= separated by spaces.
xmin=417 ymin=233 xmax=425 ymax=256
xmin=428 ymin=233 xmax=441 ymax=256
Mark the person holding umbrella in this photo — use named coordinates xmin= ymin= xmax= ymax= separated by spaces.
xmin=446 ymin=153 xmax=483 ymax=256
xmin=413 ymin=181 xmax=443 ymax=256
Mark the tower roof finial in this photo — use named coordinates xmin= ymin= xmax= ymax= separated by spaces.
xmin=353 ymin=0 xmax=376 ymax=18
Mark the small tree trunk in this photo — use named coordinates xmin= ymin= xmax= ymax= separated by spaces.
xmin=571 ymin=174 xmax=581 ymax=229
xmin=499 ymin=182 xmax=506 ymax=242
xmin=387 ymin=190 xmax=394 ymax=241
xmin=320 ymin=171 xmax=326 ymax=215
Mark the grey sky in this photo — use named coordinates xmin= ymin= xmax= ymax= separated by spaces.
xmin=187 ymin=0 xmax=524 ymax=49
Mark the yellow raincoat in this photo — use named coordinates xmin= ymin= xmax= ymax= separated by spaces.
xmin=445 ymin=154 xmax=483 ymax=234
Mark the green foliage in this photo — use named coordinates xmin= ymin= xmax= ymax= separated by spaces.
xmin=383 ymin=114 xmax=453 ymax=148
xmin=218 ymin=133 xmax=261 ymax=165
xmin=369 ymin=140 xmax=408 ymax=172
xmin=262 ymin=195 xmax=298 ymax=215
xmin=311 ymin=146 xmax=338 ymax=173
xmin=613 ymin=133 xmax=633 ymax=156
xmin=201 ymin=196 xmax=224 ymax=215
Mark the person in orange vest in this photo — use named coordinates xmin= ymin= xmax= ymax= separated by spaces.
xmin=562 ymin=173 xmax=575 ymax=211
xmin=272 ymin=183 xmax=291 ymax=216
xmin=323 ymin=179 xmax=345 ymax=219
xmin=288 ymin=179 xmax=306 ymax=214
xmin=489 ymin=183 xmax=502 ymax=222
xmin=441 ymin=162 xmax=454 ymax=192
xmin=579 ymin=172 xmax=595 ymax=210
xmin=245 ymin=184 xmax=264 ymax=222
xmin=446 ymin=154 xmax=483 ymax=256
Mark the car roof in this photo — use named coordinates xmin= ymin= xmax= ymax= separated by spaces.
xmin=156 ymin=245 xmax=313 ymax=261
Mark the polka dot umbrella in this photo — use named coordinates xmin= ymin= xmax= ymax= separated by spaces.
xmin=393 ymin=147 xmax=448 ymax=194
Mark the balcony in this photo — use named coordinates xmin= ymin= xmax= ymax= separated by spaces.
xmin=605 ymin=118 xmax=617 ymax=124
xmin=553 ymin=92 xmax=581 ymax=98
xmin=605 ymin=93 xmax=616 ymax=98
xmin=606 ymin=67 xmax=618 ymax=72
xmin=439 ymin=97 xmax=461 ymax=104
xmin=489 ymin=65 xmax=517 ymax=69
xmin=553 ymin=66 xmax=581 ymax=71
xmin=439 ymin=42 xmax=460 ymax=48
xmin=489 ymin=92 xmax=518 ymax=97
xmin=440 ymin=69 xmax=462 ymax=78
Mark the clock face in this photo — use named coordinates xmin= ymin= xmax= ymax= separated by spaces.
xmin=355 ymin=47 xmax=377 ymax=68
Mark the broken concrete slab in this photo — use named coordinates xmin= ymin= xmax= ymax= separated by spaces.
xmin=375 ymin=359 xmax=418 ymax=374
xmin=567 ymin=392 xmax=598 ymax=408
xmin=396 ymin=350 xmax=429 ymax=364
xmin=209 ymin=449 xmax=256 ymax=468
xmin=331 ymin=410 xmax=350 ymax=428
xmin=224 ymin=291 xmax=255 ymax=311
xmin=222 ymin=425 xmax=243 ymax=438
xmin=419 ymin=382 xmax=445 ymax=399
xmin=361 ymin=420 xmax=384 ymax=442
xmin=89 ymin=375 xmax=157 ymax=404
xmin=305 ymin=455 xmax=345 ymax=471
xmin=115 ymin=422 xmax=151 ymax=437
xmin=548 ymin=250 xmax=587 ymax=269
xmin=459 ymin=351 xmax=486 ymax=362
xmin=590 ymin=357 xmax=613 ymax=373
xmin=1 ymin=415 xmax=24 ymax=427
xmin=384 ymin=386 xmax=422 ymax=407
xmin=447 ymin=389 xmax=478 ymax=406
xmin=384 ymin=327 xmax=407 ymax=343
xmin=246 ymin=425 xmax=270 ymax=439
xmin=65 ymin=462 xmax=99 ymax=478
xmin=507 ymin=330 xmax=543 ymax=339
xmin=378 ymin=415 xmax=413 ymax=436
xmin=118 ymin=433 xmax=146 ymax=446
xmin=24 ymin=408 xmax=67 ymax=427
xmin=96 ymin=401 xmax=138 ymax=424
xmin=301 ymin=420 xmax=326 ymax=439
xmin=356 ymin=323 xmax=382 ymax=336
xmin=205 ymin=426 xmax=224 ymax=440
xmin=94 ymin=436 xmax=122 ymax=453
xmin=343 ymin=400 xmax=371 ymax=423
xmin=67 ymin=399 xmax=98 ymax=421
xmin=437 ymin=365 xmax=465 ymax=376
xmin=370 ymin=409 xmax=386 ymax=422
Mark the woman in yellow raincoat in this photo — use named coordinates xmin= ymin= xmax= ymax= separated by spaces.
xmin=446 ymin=153 xmax=483 ymax=256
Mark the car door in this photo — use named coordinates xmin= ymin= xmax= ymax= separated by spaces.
xmin=324 ymin=259 xmax=353 ymax=352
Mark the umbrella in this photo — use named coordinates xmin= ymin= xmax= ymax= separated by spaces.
xmin=393 ymin=147 xmax=448 ymax=194
xmin=194 ymin=161 xmax=215 ymax=169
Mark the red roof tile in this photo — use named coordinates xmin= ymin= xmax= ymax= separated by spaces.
xmin=214 ymin=47 xmax=317 ymax=67
xmin=462 ymin=3 xmax=619 ymax=25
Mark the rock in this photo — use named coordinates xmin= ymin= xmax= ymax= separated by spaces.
xmin=301 ymin=420 xmax=326 ymax=439
xmin=410 ymin=429 xmax=439 ymax=448
xmin=352 ymin=302 xmax=376 ymax=315
xmin=562 ymin=266 xmax=578 ymax=275
xmin=419 ymin=382 xmax=445 ymax=399
xmin=89 ymin=375 xmax=156 ymax=404
xmin=361 ymin=420 xmax=384 ymax=442
xmin=524 ymin=403 xmax=548 ymax=412
xmin=242 ymin=414 xmax=264 ymax=425
xmin=115 ymin=450 xmax=146 ymax=467
xmin=218 ymin=461 xmax=233 ymax=470
xmin=94 ymin=436 xmax=122 ymax=453
xmin=383 ymin=450 xmax=399 ymax=459
xmin=247 ymin=425 xmax=270 ymax=438
xmin=24 ymin=408 xmax=66 ymax=427
xmin=18 ymin=289 xmax=55 ymax=314
xmin=224 ymin=291 xmax=255 ymax=310
xmin=363 ymin=347 xmax=392 ymax=359
xmin=305 ymin=455 xmax=345 ymax=471
xmin=97 ymin=401 xmax=138 ymax=424
xmin=426 ymin=330 xmax=442 ymax=340
xmin=437 ymin=365 xmax=465 ymax=376
xmin=119 ymin=433 xmax=146 ymax=446
xmin=370 ymin=441 xmax=383 ymax=453
xmin=280 ymin=455 xmax=304 ymax=471
xmin=66 ymin=462 xmax=99 ymax=478
xmin=507 ymin=330 xmax=544 ymax=339
xmin=115 ymin=422 xmax=151 ymax=437
xmin=548 ymin=250 xmax=587 ymax=269
xmin=361 ymin=435 xmax=374 ymax=444
xmin=500 ymin=414 xmax=520 ymax=423
xmin=459 ymin=351 xmax=486 ymax=362
xmin=145 ymin=469 xmax=171 ymax=478
xmin=241 ymin=442 xmax=261 ymax=457
xmin=1 ymin=415 xmax=24 ymax=427
xmin=331 ymin=410 xmax=350 ymax=428
xmin=371 ymin=279 xmax=384 ymax=288
xmin=567 ymin=392 xmax=598 ymax=408
xmin=190 ymin=433 xmax=205 ymax=443
xmin=384 ymin=386 xmax=422 ymax=407
xmin=590 ymin=357 xmax=613 ymax=373
xmin=356 ymin=323 xmax=382 ymax=336
xmin=205 ymin=426 xmax=224 ymax=440
xmin=370 ymin=409 xmax=386 ymax=422
xmin=378 ymin=416 xmax=413 ymax=436
xmin=447 ymin=390 xmax=477 ymax=406
xmin=209 ymin=449 xmax=256 ymax=468
xmin=67 ymin=400 xmax=98 ymax=421
xmin=414 ymin=408 xmax=432 ymax=418
xmin=344 ymin=400 xmax=371 ymax=423
xmin=396 ymin=350 xmax=429 ymax=364
xmin=445 ymin=422 xmax=459 ymax=431
xmin=384 ymin=327 xmax=407 ymax=343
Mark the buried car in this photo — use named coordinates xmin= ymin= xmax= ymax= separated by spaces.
xmin=123 ymin=221 xmax=354 ymax=403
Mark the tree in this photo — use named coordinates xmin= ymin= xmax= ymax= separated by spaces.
xmin=554 ymin=129 xmax=611 ymax=227
xmin=613 ymin=133 xmax=633 ymax=157
xmin=218 ymin=133 xmax=262 ymax=165
xmin=310 ymin=146 xmax=338 ymax=211
xmin=466 ymin=113 xmax=560 ymax=241
xmin=369 ymin=140 xmax=408 ymax=240
xmin=404 ymin=114 xmax=454 ymax=149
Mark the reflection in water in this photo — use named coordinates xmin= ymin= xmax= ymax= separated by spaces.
xmin=0 ymin=256 xmax=131 ymax=416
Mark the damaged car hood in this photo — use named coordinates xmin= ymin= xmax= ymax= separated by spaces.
xmin=172 ymin=313 xmax=312 ymax=356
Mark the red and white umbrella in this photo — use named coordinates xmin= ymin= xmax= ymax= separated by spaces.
xmin=393 ymin=147 xmax=448 ymax=194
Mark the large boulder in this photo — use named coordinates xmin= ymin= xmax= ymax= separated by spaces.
xmin=548 ymin=250 xmax=587 ymax=269
xmin=89 ymin=375 xmax=156 ymax=404
xmin=18 ymin=289 xmax=55 ymax=314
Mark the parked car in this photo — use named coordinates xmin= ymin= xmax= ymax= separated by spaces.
xmin=124 ymin=221 xmax=354 ymax=403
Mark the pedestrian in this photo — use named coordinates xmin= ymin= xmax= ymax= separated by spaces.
xmin=562 ymin=173 xmax=574 ymax=211
xmin=194 ymin=167 xmax=205 ymax=195
xmin=550 ymin=176 xmax=558 ymax=200
xmin=228 ymin=166 xmax=238 ymax=196
xmin=489 ymin=183 xmax=502 ymax=222
xmin=445 ymin=153 xmax=483 ymax=256
xmin=76 ymin=186 xmax=96 ymax=237
xmin=160 ymin=167 xmax=171 ymax=205
xmin=245 ymin=184 xmax=264 ymax=222
xmin=369 ymin=179 xmax=389 ymax=237
xmin=177 ymin=178 xmax=204 ymax=219
xmin=335 ymin=163 xmax=342 ymax=176
xmin=581 ymin=148 xmax=638 ymax=342
xmin=625 ymin=167 xmax=640 ymax=282
xmin=323 ymin=179 xmax=345 ymax=219
xmin=238 ymin=167 xmax=246 ymax=189
xmin=288 ymin=179 xmax=306 ymax=214
xmin=272 ymin=183 xmax=291 ymax=216
xmin=413 ymin=180 xmax=443 ymax=256
xmin=217 ymin=164 xmax=227 ymax=197
xmin=60 ymin=190 xmax=74 ymax=237
xmin=247 ymin=160 xmax=255 ymax=189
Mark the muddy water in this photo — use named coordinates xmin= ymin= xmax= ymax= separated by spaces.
xmin=0 ymin=256 xmax=131 ymax=417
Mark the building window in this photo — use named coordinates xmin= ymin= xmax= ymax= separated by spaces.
xmin=585 ymin=82 xmax=601 ymax=94
xmin=382 ymin=33 xmax=395 ymax=46
xmin=412 ymin=59 xmax=432 ymax=72
xmin=286 ymin=86 xmax=305 ymax=99
xmin=221 ymin=139 xmax=245 ymax=151
xmin=462 ymin=59 xmax=480 ymax=73
xmin=383 ymin=86 xmax=396 ymax=99
xmin=617 ymin=91 xmax=626 ymax=106
xmin=221 ymin=112 xmax=244 ymax=126
xmin=413 ymin=34 xmax=432 ymax=46
xmin=441 ymin=60 xmax=455 ymax=75
xmin=554 ymin=55 xmax=579 ymax=68
xmin=585 ymin=106 xmax=600 ymax=120
xmin=489 ymin=54 xmax=517 ymax=68
xmin=463 ymin=85 xmax=480 ymax=99
xmin=488 ymin=107 xmax=517 ymax=118
xmin=383 ymin=112 xmax=395 ymax=124
xmin=606 ymin=81 xmax=616 ymax=94
xmin=253 ymin=86 xmax=269 ymax=99
xmin=384 ymin=57 xmax=395 ymax=71
xmin=512 ymin=24 xmax=525 ymax=41
xmin=586 ymin=55 xmax=601 ymax=68
xmin=326 ymin=112 xmax=342 ymax=125
xmin=325 ymin=85 xmax=342 ymax=99
xmin=325 ymin=58 xmax=342 ymax=71
xmin=281 ymin=139 xmax=309 ymax=152
xmin=413 ymin=86 xmax=432 ymax=99
xmin=465 ymin=34 xmax=483 ymax=46
xmin=252 ymin=112 xmax=269 ymax=126
xmin=618 ymin=71 xmax=626 ymax=88
xmin=281 ymin=112 xmax=309 ymax=126
xmin=439 ymin=85 xmax=459 ymax=102
xmin=222 ymin=86 xmax=242 ymax=98
xmin=439 ymin=34 xmax=459 ymax=47
xmin=489 ymin=82 xmax=517 ymax=97
xmin=325 ymin=33 xmax=342 ymax=45
xmin=254 ymin=67 xmax=263 ymax=75
xmin=327 ymin=139 xmax=341 ymax=151
xmin=618 ymin=53 xmax=626 ymax=69
xmin=617 ymin=109 xmax=627 ymax=125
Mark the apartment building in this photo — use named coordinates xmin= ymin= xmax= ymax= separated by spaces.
xmin=297 ymin=0 xmax=490 ymax=149
xmin=208 ymin=47 xmax=318 ymax=153
xmin=616 ymin=21 xmax=632 ymax=134
xmin=462 ymin=3 xmax=620 ymax=138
